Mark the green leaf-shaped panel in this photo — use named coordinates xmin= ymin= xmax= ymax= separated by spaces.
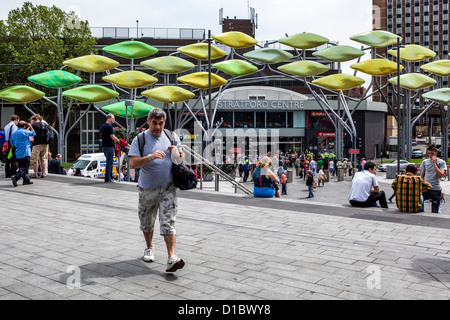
xmin=312 ymin=74 xmax=365 ymax=91
xmin=141 ymin=56 xmax=195 ymax=74
xmin=177 ymin=72 xmax=228 ymax=89
xmin=350 ymin=30 xmax=401 ymax=48
xmin=177 ymin=43 xmax=226 ymax=61
xmin=278 ymin=61 xmax=329 ymax=77
xmin=388 ymin=45 xmax=436 ymax=62
xmin=213 ymin=60 xmax=258 ymax=77
xmin=63 ymin=55 xmax=120 ymax=73
xmin=212 ymin=31 xmax=258 ymax=49
xmin=279 ymin=33 xmax=329 ymax=49
xmin=388 ymin=73 xmax=437 ymax=90
xmin=243 ymin=48 xmax=293 ymax=64
xmin=102 ymin=71 xmax=158 ymax=89
xmin=0 ymin=85 xmax=45 ymax=103
xmin=421 ymin=60 xmax=450 ymax=77
xmin=142 ymin=86 xmax=195 ymax=103
xmin=102 ymin=100 xmax=155 ymax=119
xmin=422 ymin=88 xmax=450 ymax=105
xmin=350 ymin=59 xmax=404 ymax=76
xmin=62 ymin=85 xmax=119 ymax=103
xmin=28 ymin=70 xmax=82 ymax=89
xmin=312 ymin=45 xmax=365 ymax=63
xmin=103 ymin=41 xmax=158 ymax=59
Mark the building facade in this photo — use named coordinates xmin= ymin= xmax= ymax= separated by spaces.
xmin=373 ymin=0 xmax=449 ymax=140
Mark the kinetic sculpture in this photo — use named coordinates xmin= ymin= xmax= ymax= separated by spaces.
xmin=0 ymin=29 xmax=448 ymax=165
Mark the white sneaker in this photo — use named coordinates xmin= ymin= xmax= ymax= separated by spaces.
xmin=143 ymin=247 xmax=155 ymax=262
xmin=166 ymin=254 xmax=185 ymax=272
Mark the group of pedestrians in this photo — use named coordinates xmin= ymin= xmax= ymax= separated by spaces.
xmin=2 ymin=114 xmax=56 ymax=186
xmin=348 ymin=144 xmax=445 ymax=214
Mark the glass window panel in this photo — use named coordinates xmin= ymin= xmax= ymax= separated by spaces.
xmin=255 ymin=112 xmax=265 ymax=128
xmin=234 ymin=112 xmax=254 ymax=128
xmin=287 ymin=112 xmax=294 ymax=128
xmin=267 ymin=112 xmax=286 ymax=128
xmin=216 ymin=111 xmax=233 ymax=128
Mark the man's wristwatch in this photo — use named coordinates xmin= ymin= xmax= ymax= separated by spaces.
xmin=148 ymin=154 xmax=152 ymax=161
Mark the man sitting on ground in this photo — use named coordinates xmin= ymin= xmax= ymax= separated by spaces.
xmin=391 ymin=164 xmax=431 ymax=213
xmin=348 ymin=161 xmax=388 ymax=208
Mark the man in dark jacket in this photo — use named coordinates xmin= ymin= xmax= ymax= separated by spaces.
xmin=48 ymin=154 xmax=65 ymax=174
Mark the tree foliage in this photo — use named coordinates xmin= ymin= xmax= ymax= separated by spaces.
xmin=0 ymin=2 xmax=97 ymax=124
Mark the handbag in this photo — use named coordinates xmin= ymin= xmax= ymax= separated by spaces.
xmin=138 ymin=129 xmax=197 ymax=191
xmin=2 ymin=141 xmax=11 ymax=157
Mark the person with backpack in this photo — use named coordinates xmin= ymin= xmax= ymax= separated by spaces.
xmin=10 ymin=121 xmax=35 ymax=186
xmin=30 ymin=114 xmax=53 ymax=178
xmin=128 ymin=108 xmax=186 ymax=273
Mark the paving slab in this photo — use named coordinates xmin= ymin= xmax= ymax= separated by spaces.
xmin=0 ymin=166 xmax=449 ymax=303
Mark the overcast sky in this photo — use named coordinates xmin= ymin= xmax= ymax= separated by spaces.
xmin=1 ymin=0 xmax=373 ymax=44
xmin=1 ymin=0 xmax=374 ymax=83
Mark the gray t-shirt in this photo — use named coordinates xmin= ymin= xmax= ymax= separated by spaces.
xmin=128 ymin=130 xmax=182 ymax=190
xmin=420 ymin=158 xmax=446 ymax=191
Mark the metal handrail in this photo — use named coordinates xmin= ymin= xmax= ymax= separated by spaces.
xmin=181 ymin=144 xmax=253 ymax=195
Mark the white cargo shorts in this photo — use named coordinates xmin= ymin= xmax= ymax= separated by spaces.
xmin=138 ymin=182 xmax=178 ymax=235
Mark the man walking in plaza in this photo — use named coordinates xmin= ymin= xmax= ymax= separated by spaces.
xmin=10 ymin=121 xmax=35 ymax=186
xmin=100 ymin=114 xmax=120 ymax=183
xmin=4 ymin=115 xmax=19 ymax=178
xmin=348 ymin=161 xmax=388 ymax=208
xmin=420 ymin=144 xmax=446 ymax=213
xmin=128 ymin=108 xmax=186 ymax=273
xmin=391 ymin=164 xmax=432 ymax=213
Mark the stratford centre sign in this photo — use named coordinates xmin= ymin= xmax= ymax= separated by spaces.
xmin=217 ymin=100 xmax=305 ymax=110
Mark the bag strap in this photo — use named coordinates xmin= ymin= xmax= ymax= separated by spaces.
xmin=138 ymin=131 xmax=145 ymax=157
xmin=163 ymin=129 xmax=174 ymax=145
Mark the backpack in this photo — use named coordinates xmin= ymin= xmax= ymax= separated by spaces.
xmin=138 ymin=129 xmax=197 ymax=191
xmin=38 ymin=122 xmax=54 ymax=145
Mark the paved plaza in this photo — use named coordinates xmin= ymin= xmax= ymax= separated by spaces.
xmin=0 ymin=166 xmax=450 ymax=301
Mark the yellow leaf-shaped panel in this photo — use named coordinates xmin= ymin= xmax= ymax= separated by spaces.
xmin=350 ymin=59 xmax=404 ymax=76
xmin=278 ymin=61 xmax=329 ymax=77
xmin=212 ymin=31 xmax=258 ymax=49
xmin=0 ymin=85 xmax=45 ymax=103
xmin=141 ymin=56 xmax=195 ymax=74
xmin=422 ymin=88 xmax=450 ymax=105
xmin=142 ymin=86 xmax=195 ymax=103
xmin=177 ymin=43 xmax=227 ymax=61
xmin=63 ymin=55 xmax=120 ymax=73
xmin=177 ymin=72 xmax=228 ymax=89
xmin=62 ymin=85 xmax=119 ymax=103
xmin=213 ymin=60 xmax=258 ymax=77
xmin=388 ymin=45 xmax=436 ymax=62
xmin=350 ymin=30 xmax=401 ymax=48
xmin=312 ymin=45 xmax=365 ymax=63
xmin=102 ymin=71 xmax=157 ymax=89
xmin=388 ymin=73 xmax=437 ymax=90
xmin=421 ymin=60 xmax=450 ymax=77
xmin=312 ymin=74 xmax=365 ymax=91
xmin=279 ymin=33 xmax=329 ymax=49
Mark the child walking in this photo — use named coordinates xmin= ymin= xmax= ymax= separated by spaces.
xmin=306 ymin=170 xmax=314 ymax=198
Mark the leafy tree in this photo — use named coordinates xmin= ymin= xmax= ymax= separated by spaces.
xmin=0 ymin=2 xmax=97 ymax=125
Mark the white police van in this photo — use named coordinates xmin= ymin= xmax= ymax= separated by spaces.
xmin=67 ymin=153 xmax=119 ymax=179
